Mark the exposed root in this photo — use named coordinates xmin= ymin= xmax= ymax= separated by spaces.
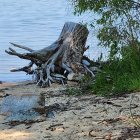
xmin=10 ymin=62 xmax=34 ymax=74
xmin=10 ymin=42 xmax=34 ymax=52
xmin=83 ymin=64 xmax=95 ymax=78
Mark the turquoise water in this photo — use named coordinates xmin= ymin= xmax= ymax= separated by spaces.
xmin=0 ymin=0 xmax=103 ymax=82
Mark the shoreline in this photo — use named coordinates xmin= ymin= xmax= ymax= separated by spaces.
xmin=0 ymin=81 xmax=140 ymax=140
xmin=0 ymin=80 xmax=34 ymax=89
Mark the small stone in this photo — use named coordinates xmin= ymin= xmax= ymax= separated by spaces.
xmin=89 ymin=130 xmax=98 ymax=137
xmin=67 ymin=73 xmax=75 ymax=80
xmin=67 ymin=73 xmax=84 ymax=81
xmin=82 ymin=60 xmax=90 ymax=66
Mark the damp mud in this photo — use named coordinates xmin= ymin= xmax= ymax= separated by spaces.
xmin=0 ymin=94 xmax=45 ymax=123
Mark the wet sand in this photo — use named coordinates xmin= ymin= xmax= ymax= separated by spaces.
xmin=0 ymin=81 xmax=140 ymax=140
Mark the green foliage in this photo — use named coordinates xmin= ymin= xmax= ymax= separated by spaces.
xmin=71 ymin=0 xmax=140 ymax=48
xmin=66 ymin=45 xmax=140 ymax=96
xmin=70 ymin=0 xmax=140 ymax=96
xmin=88 ymin=45 xmax=140 ymax=96
xmin=71 ymin=0 xmax=140 ymax=96
xmin=66 ymin=87 xmax=82 ymax=96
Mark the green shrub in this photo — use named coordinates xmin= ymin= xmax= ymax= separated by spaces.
xmin=66 ymin=87 xmax=82 ymax=96
xmin=87 ymin=45 xmax=140 ymax=96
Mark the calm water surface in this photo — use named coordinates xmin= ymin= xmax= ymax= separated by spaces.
xmin=0 ymin=0 xmax=103 ymax=82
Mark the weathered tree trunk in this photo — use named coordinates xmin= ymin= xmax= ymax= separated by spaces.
xmin=5 ymin=22 xmax=95 ymax=87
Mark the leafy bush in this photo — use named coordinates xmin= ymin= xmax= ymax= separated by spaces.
xmin=86 ymin=45 xmax=140 ymax=96
xmin=71 ymin=0 xmax=140 ymax=96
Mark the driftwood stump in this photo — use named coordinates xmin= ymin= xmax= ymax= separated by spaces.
xmin=5 ymin=22 xmax=95 ymax=87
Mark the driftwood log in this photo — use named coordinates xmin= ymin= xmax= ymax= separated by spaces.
xmin=5 ymin=22 xmax=95 ymax=87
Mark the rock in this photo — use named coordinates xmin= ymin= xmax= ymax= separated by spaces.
xmin=82 ymin=59 xmax=90 ymax=66
xmin=67 ymin=73 xmax=75 ymax=80
xmin=89 ymin=130 xmax=98 ymax=137
xmin=67 ymin=73 xmax=84 ymax=81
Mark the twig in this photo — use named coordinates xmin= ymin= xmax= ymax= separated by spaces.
xmin=10 ymin=42 xmax=34 ymax=52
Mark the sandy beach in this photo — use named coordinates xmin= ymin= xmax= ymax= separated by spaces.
xmin=0 ymin=81 xmax=140 ymax=140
